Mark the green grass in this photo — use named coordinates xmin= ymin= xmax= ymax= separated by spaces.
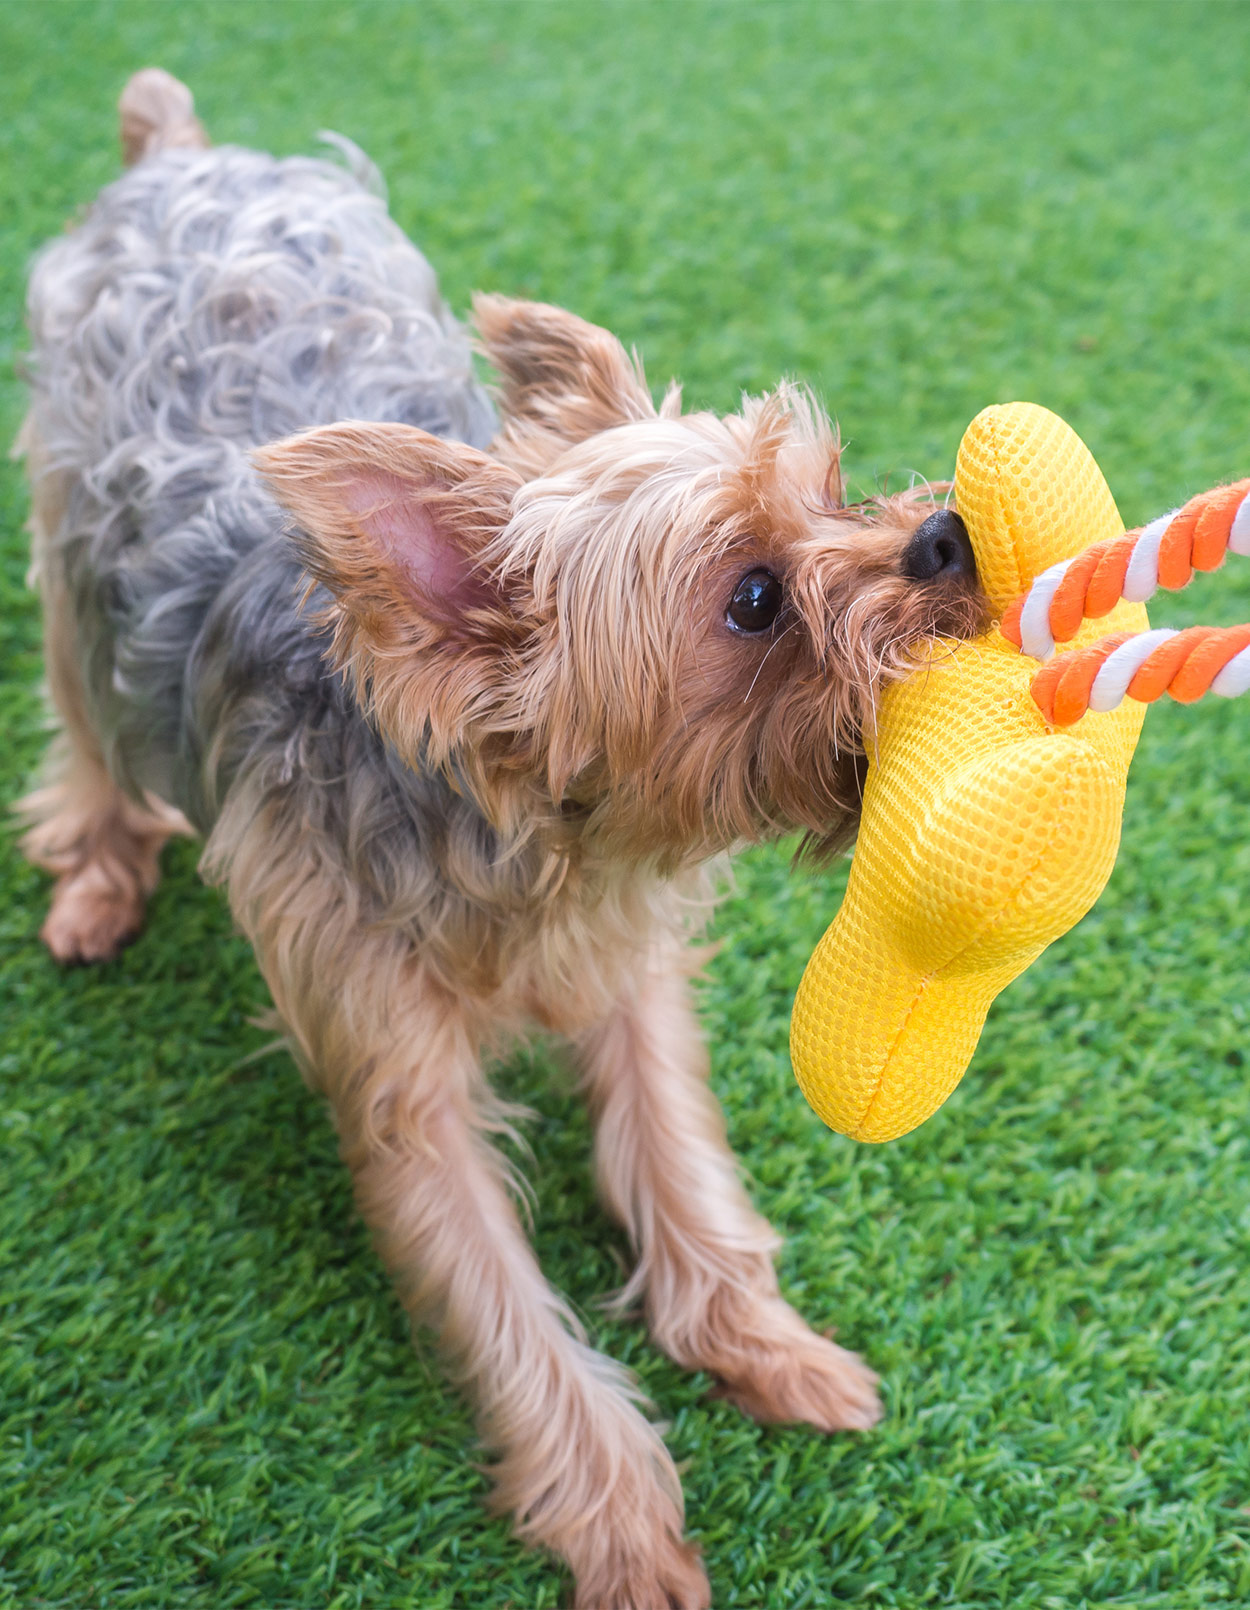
xmin=3 ymin=1 xmax=1250 ymax=1605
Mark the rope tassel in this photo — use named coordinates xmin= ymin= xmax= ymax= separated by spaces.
xmin=1001 ymin=476 xmax=1250 ymax=722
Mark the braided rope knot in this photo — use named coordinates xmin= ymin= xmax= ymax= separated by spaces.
xmin=1000 ymin=477 xmax=1250 ymax=724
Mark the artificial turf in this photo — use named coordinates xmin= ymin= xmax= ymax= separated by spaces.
xmin=3 ymin=2 xmax=1250 ymax=1605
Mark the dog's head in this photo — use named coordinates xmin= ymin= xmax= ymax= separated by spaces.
xmin=256 ymin=298 xmax=986 ymax=865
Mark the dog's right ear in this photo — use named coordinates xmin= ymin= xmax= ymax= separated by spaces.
xmin=255 ymin=421 xmax=523 ymax=638
xmin=473 ymin=295 xmax=658 ymax=476
xmin=254 ymin=422 xmax=527 ymax=763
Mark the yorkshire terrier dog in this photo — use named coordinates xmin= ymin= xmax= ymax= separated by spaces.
xmin=18 ymin=70 xmax=985 ymax=1609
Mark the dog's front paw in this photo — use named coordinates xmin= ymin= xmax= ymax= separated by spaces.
xmin=695 ymin=1294 xmax=882 ymax=1434
xmin=718 ymin=1326 xmax=881 ymax=1434
xmin=498 ymin=1384 xmax=709 ymax=1610
xmin=570 ymin=1525 xmax=710 ymax=1610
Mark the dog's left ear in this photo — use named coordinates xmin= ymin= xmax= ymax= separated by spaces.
xmin=473 ymin=295 xmax=658 ymax=476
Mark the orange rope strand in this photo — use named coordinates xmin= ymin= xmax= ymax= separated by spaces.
xmin=1031 ymin=634 xmax=1130 ymax=727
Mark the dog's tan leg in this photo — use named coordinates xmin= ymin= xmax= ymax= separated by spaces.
xmin=20 ymin=739 xmax=183 ymax=964
xmin=578 ymin=949 xmax=882 ymax=1433
xmin=221 ymin=826 xmax=709 ymax=1610
xmin=17 ymin=425 xmax=184 ymax=963
xmin=349 ymin=1062 xmax=707 ymax=1609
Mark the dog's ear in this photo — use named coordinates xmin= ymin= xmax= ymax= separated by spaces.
xmin=255 ymin=423 xmax=532 ymax=772
xmin=473 ymin=295 xmax=658 ymax=476
xmin=254 ymin=421 xmax=524 ymax=645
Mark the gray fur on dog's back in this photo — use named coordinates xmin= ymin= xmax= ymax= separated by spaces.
xmin=24 ymin=140 xmax=496 ymax=836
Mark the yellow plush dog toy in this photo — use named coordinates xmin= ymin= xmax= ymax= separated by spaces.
xmin=790 ymin=402 xmax=1148 ymax=1143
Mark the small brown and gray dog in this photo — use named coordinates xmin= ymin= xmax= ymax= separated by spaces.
xmin=18 ymin=70 xmax=985 ymax=1609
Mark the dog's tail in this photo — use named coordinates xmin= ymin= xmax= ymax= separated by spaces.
xmin=119 ymin=69 xmax=209 ymax=167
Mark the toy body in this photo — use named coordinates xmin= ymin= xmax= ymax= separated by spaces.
xmin=790 ymin=403 xmax=1147 ymax=1142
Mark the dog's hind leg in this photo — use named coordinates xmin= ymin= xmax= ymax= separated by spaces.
xmin=15 ymin=67 xmax=207 ymax=964
xmin=17 ymin=426 xmax=185 ymax=963
xmin=19 ymin=736 xmax=184 ymax=966
xmin=577 ymin=948 xmax=883 ymax=1434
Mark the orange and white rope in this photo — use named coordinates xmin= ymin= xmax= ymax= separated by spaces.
xmin=1000 ymin=478 xmax=1250 ymax=726
xmin=1029 ymin=623 xmax=1250 ymax=726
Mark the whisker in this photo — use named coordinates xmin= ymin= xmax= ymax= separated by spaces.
xmin=742 ymin=620 xmax=798 ymax=703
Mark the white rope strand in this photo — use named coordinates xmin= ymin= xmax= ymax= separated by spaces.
xmin=1087 ymin=628 xmax=1180 ymax=713
xmin=1121 ymin=512 xmax=1174 ymax=603
xmin=1017 ymin=558 xmax=1073 ymax=660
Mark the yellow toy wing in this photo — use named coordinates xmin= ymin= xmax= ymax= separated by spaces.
xmin=789 ymin=402 xmax=1148 ymax=1143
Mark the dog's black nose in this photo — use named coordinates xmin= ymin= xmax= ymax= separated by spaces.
xmin=902 ymin=509 xmax=976 ymax=583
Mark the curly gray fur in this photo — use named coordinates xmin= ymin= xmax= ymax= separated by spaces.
xmin=24 ymin=140 xmax=507 ymax=924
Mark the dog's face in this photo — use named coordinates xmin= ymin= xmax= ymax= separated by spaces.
xmin=258 ymin=298 xmax=986 ymax=865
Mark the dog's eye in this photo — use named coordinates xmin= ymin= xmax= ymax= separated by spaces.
xmin=726 ymin=569 xmax=783 ymax=634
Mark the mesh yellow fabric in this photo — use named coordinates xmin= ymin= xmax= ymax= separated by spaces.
xmin=789 ymin=403 xmax=1148 ymax=1143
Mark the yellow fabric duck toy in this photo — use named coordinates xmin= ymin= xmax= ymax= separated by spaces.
xmin=790 ymin=402 xmax=1148 ymax=1143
